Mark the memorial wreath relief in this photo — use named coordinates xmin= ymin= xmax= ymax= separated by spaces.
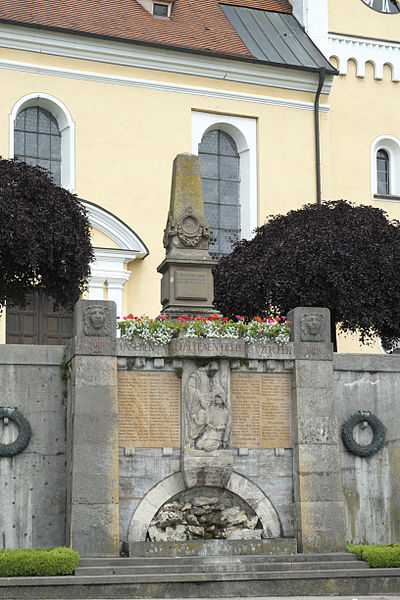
xmin=186 ymin=361 xmax=231 ymax=451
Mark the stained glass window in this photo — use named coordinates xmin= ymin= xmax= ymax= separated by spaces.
xmin=14 ymin=107 xmax=61 ymax=186
xmin=199 ymin=130 xmax=240 ymax=257
xmin=377 ymin=148 xmax=389 ymax=195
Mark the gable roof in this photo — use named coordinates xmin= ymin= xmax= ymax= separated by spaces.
xmin=0 ymin=0 xmax=334 ymax=73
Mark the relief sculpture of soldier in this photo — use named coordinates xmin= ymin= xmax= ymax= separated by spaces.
xmin=186 ymin=361 xmax=231 ymax=452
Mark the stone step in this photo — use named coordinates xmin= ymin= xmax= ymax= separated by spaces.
xmin=2 ymin=567 xmax=400 ymax=598
xmin=78 ymin=551 xmax=358 ymax=567
xmin=75 ymin=559 xmax=368 ymax=577
xmin=128 ymin=537 xmax=297 ymax=557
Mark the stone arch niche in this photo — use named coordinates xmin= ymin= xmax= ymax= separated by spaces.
xmin=128 ymin=472 xmax=281 ymax=543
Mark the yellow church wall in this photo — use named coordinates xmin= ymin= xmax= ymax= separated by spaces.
xmin=91 ymin=229 xmax=120 ymax=249
xmin=329 ymin=1 xmax=400 ymax=41
xmin=327 ymin=59 xmax=400 ymax=217
xmin=0 ymin=47 xmax=322 ymax=321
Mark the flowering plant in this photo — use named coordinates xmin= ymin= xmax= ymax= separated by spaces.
xmin=118 ymin=312 xmax=290 ymax=345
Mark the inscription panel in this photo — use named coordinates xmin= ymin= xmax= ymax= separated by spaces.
xmin=175 ymin=270 xmax=207 ymax=300
xmin=118 ymin=372 xmax=180 ymax=447
xmin=231 ymin=373 xmax=291 ymax=448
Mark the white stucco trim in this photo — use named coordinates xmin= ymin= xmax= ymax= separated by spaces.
xmin=192 ymin=111 xmax=258 ymax=241
xmin=327 ymin=33 xmax=400 ymax=81
xmin=81 ymin=200 xmax=149 ymax=257
xmin=0 ymin=58 xmax=331 ymax=113
xmin=89 ymin=249 xmax=133 ymax=318
xmin=370 ymin=134 xmax=400 ymax=200
xmin=81 ymin=201 xmax=149 ymax=317
xmin=0 ymin=23 xmax=334 ymax=96
xmin=9 ymin=92 xmax=76 ymax=190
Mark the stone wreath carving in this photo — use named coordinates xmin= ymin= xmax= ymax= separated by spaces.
xmin=0 ymin=407 xmax=31 ymax=458
xmin=164 ymin=207 xmax=210 ymax=249
xmin=83 ymin=304 xmax=111 ymax=337
xmin=341 ymin=411 xmax=386 ymax=458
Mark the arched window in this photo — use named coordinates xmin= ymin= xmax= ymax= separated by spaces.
xmin=14 ymin=106 xmax=62 ymax=185
xmin=10 ymin=93 xmax=75 ymax=190
xmin=198 ymin=130 xmax=240 ymax=257
xmin=370 ymin=135 xmax=400 ymax=200
xmin=376 ymin=148 xmax=389 ymax=195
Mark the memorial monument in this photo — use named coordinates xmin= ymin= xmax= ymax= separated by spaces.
xmin=157 ymin=153 xmax=216 ymax=316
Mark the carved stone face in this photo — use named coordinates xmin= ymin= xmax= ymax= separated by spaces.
xmin=300 ymin=313 xmax=326 ymax=342
xmin=207 ymin=361 xmax=219 ymax=378
xmin=83 ymin=305 xmax=110 ymax=336
xmin=89 ymin=307 xmax=106 ymax=330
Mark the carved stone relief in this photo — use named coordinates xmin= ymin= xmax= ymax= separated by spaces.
xmin=185 ymin=361 xmax=231 ymax=452
xmin=83 ymin=304 xmax=111 ymax=337
xmin=300 ymin=312 xmax=326 ymax=342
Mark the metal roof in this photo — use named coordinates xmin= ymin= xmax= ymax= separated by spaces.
xmin=220 ymin=4 xmax=336 ymax=72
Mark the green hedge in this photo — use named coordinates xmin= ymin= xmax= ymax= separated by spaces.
xmin=348 ymin=542 xmax=400 ymax=568
xmin=0 ymin=547 xmax=79 ymax=577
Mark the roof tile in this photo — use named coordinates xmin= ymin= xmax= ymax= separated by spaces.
xmin=0 ymin=0 xmax=292 ymax=58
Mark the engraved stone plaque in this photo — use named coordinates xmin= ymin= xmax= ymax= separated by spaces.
xmin=118 ymin=372 xmax=180 ymax=447
xmin=231 ymin=374 xmax=291 ymax=448
xmin=175 ymin=270 xmax=207 ymax=300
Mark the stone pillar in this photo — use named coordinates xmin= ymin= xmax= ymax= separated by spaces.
xmin=66 ymin=300 xmax=119 ymax=556
xmin=288 ymin=307 xmax=346 ymax=553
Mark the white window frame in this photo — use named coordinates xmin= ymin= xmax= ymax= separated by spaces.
xmin=370 ymin=134 xmax=400 ymax=201
xmin=9 ymin=92 xmax=76 ymax=191
xmin=192 ymin=111 xmax=257 ymax=241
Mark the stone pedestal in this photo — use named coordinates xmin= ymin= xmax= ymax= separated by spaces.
xmin=158 ymin=255 xmax=216 ymax=317
xmin=288 ymin=307 xmax=346 ymax=553
xmin=66 ymin=300 xmax=119 ymax=556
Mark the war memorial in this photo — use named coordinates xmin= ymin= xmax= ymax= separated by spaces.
xmin=1 ymin=155 xmax=400 ymax=597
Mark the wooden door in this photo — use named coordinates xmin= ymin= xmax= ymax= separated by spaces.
xmin=6 ymin=292 xmax=73 ymax=344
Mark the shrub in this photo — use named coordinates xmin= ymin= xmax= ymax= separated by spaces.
xmin=347 ymin=542 xmax=400 ymax=567
xmin=0 ymin=547 xmax=79 ymax=577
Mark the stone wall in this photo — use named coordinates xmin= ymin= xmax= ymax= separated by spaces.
xmin=2 ymin=301 xmax=400 ymax=555
xmin=334 ymin=354 xmax=400 ymax=544
xmin=0 ymin=345 xmax=66 ymax=549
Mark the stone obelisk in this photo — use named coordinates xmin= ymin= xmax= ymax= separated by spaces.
xmin=157 ymin=153 xmax=216 ymax=316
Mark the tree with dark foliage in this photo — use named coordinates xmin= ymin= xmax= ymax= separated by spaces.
xmin=213 ymin=200 xmax=400 ymax=348
xmin=0 ymin=158 xmax=93 ymax=311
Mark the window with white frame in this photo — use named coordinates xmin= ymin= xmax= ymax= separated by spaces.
xmin=192 ymin=111 xmax=257 ymax=256
xmin=9 ymin=93 xmax=76 ymax=191
xmin=370 ymin=135 xmax=400 ymax=200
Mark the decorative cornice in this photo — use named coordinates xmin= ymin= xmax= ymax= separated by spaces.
xmin=327 ymin=32 xmax=400 ymax=80
xmin=0 ymin=57 xmax=330 ymax=113
xmin=0 ymin=22 xmax=334 ymax=95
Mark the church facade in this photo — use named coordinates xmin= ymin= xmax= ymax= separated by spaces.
xmin=0 ymin=0 xmax=398 ymax=352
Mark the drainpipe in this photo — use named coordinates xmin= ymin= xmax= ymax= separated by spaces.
xmin=314 ymin=67 xmax=326 ymax=206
